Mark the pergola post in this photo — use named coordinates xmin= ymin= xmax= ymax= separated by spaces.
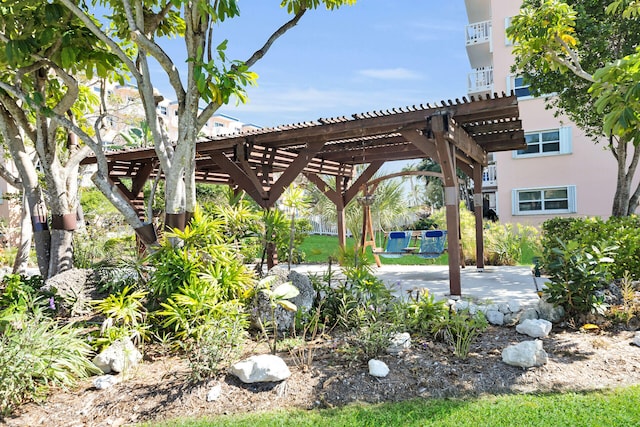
xmin=432 ymin=114 xmax=462 ymax=297
xmin=473 ymin=163 xmax=485 ymax=272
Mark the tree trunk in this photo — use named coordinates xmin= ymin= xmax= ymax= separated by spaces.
xmin=611 ymin=137 xmax=640 ymax=216
xmin=12 ymin=193 xmax=32 ymax=275
xmin=47 ymin=229 xmax=74 ymax=277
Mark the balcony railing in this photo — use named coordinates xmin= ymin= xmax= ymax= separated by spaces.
xmin=466 ymin=20 xmax=492 ymax=45
xmin=482 ymin=163 xmax=497 ymax=187
xmin=468 ymin=66 xmax=494 ymax=94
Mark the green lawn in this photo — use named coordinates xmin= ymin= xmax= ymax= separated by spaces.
xmin=299 ymin=234 xmax=447 ymax=266
xmin=147 ymin=385 xmax=640 ymax=426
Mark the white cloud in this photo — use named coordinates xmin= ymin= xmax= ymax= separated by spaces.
xmin=357 ymin=68 xmax=422 ymax=80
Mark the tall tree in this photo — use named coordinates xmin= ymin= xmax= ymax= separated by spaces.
xmin=507 ymin=0 xmax=640 ymax=216
xmin=0 ymin=2 xmax=122 ymax=276
xmin=55 ymin=0 xmax=356 ymax=241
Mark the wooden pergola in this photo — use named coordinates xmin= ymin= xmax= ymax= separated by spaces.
xmin=83 ymin=93 xmax=525 ymax=297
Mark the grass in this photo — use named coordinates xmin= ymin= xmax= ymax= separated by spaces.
xmin=146 ymin=385 xmax=640 ymax=426
xmin=300 ymin=234 xmax=446 ymax=266
xmin=299 ymin=234 xmax=538 ymax=266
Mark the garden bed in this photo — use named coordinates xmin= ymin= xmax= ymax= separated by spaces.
xmin=5 ymin=325 xmax=640 ymax=427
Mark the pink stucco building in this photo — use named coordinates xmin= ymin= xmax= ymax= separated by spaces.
xmin=465 ymin=0 xmax=626 ymax=226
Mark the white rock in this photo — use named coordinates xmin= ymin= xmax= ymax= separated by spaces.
xmin=92 ymin=338 xmax=142 ymax=374
xmin=516 ymin=319 xmax=552 ymax=338
xmin=93 ymin=375 xmax=121 ymax=390
xmin=229 ymin=354 xmax=291 ymax=383
xmin=498 ymin=303 xmax=511 ymax=314
xmin=206 ymin=384 xmax=222 ymax=402
xmin=537 ymin=298 xmax=565 ymax=323
xmin=502 ymin=340 xmax=548 ymax=368
xmin=468 ymin=303 xmax=479 ymax=315
xmin=387 ymin=332 xmax=411 ymax=354
xmin=519 ymin=308 xmax=539 ymax=322
xmin=508 ymin=300 xmax=522 ymax=313
xmin=632 ymin=332 xmax=640 ymax=347
xmin=486 ymin=310 xmax=504 ymax=326
xmin=368 ymin=359 xmax=389 ymax=378
xmin=454 ymin=300 xmax=470 ymax=311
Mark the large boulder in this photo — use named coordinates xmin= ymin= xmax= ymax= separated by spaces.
xmin=42 ymin=268 xmax=99 ymax=315
xmin=251 ymin=270 xmax=315 ymax=332
xmin=93 ymin=338 xmax=142 ymax=374
xmin=229 ymin=354 xmax=291 ymax=383
xmin=502 ymin=340 xmax=548 ymax=368
xmin=288 ymin=271 xmax=315 ymax=315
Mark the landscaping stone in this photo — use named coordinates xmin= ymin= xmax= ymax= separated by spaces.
xmin=507 ymin=299 xmax=522 ymax=313
xmin=519 ymin=308 xmax=539 ymax=322
xmin=632 ymin=332 xmax=640 ymax=347
xmin=485 ymin=310 xmax=504 ymax=326
xmin=516 ymin=319 xmax=552 ymax=338
xmin=387 ymin=332 xmax=411 ymax=355
xmin=368 ymin=359 xmax=389 ymax=378
xmin=229 ymin=355 xmax=291 ymax=383
xmin=42 ymin=268 xmax=99 ymax=315
xmin=92 ymin=337 xmax=142 ymax=374
xmin=206 ymin=384 xmax=222 ymax=402
xmin=93 ymin=375 xmax=121 ymax=390
xmin=251 ymin=270 xmax=314 ymax=333
xmin=502 ymin=340 xmax=548 ymax=368
xmin=288 ymin=271 xmax=315 ymax=316
xmin=537 ymin=297 xmax=565 ymax=323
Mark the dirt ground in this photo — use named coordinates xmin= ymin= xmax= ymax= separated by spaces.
xmin=3 ymin=324 xmax=640 ymax=427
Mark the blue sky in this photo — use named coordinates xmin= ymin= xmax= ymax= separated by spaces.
xmin=156 ymin=1 xmax=470 ymax=129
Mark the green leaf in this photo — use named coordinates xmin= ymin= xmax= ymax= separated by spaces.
xmin=278 ymin=300 xmax=298 ymax=312
xmin=271 ymin=283 xmax=299 ymax=300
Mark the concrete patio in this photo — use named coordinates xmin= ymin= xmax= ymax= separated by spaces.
xmin=289 ymin=264 xmax=541 ymax=307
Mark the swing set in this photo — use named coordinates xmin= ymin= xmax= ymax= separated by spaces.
xmin=359 ymin=171 xmax=453 ymax=267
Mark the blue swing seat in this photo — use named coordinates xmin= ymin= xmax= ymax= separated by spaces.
xmin=374 ymin=231 xmax=413 ymax=258
xmin=418 ymin=230 xmax=447 ymax=258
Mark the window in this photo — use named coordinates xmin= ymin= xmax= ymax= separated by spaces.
xmin=514 ymin=127 xmax=572 ymax=158
xmin=512 ymin=186 xmax=576 ymax=215
xmin=507 ymin=75 xmax=531 ymax=98
xmin=513 ymin=76 xmax=530 ymax=98
xmin=159 ymin=106 xmax=167 ymax=115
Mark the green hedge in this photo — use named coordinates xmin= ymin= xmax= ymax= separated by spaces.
xmin=541 ymin=216 xmax=640 ymax=279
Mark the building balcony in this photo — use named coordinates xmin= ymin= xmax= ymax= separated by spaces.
xmin=482 ymin=163 xmax=497 ymax=188
xmin=464 ymin=0 xmax=491 ymax=23
xmin=468 ymin=66 xmax=494 ymax=95
xmin=466 ymin=20 xmax=491 ymax=45
xmin=466 ymin=20 xmax=492 ymax=68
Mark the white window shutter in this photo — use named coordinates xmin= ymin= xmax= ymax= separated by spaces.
xmin=505 ymin=17 xmax=513 ymax=46
xmin=511 ymin=189 xmax=519 ymax=215
xmin=506 ymin=75 xmax=512 ymax=94
xmin=568 ymin=185 xmax=577 ymax=213
xmin=560 ymin=126 xmax=572 ymax=154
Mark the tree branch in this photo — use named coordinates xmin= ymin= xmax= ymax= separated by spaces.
xmin=244 ymin=8 xmax=307 ymax=69
xmin=552 ymin=35 xmax=595 ymax=82
xmin=58 ymin=0 xmax=141 ymax=81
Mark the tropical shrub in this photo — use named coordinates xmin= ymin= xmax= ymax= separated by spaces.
xmin=0 ymin=313 xmax=99 ymax=415
xmin=92 ymin=285 xmax=149 ymax=350
xmin=543 ymin=239 xmax=616 ymax=320
xmin=542 ymin=216 xmax=640 ymax=279
xmin=484 ymin=223 xmax=540 ymax=266
xmin=430 ymin=203 xmax=477 ymax=263
xmin=431 ymin=309 xmax=488 ymax=359
xmin=401 ymin=291 xmax=449 ymax=335
xmin=182 ymin=315 xmax=248 ymax=381
xmin=315 ymin=250 xmax=393 ymax=329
